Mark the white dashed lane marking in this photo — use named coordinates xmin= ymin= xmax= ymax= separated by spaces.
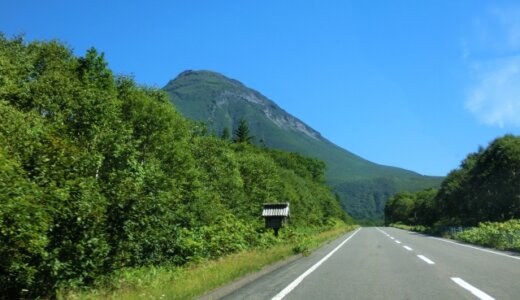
xmin=417 ymin=255 xmax=435 ymax=265
xmin=451 ymin=277 xmax=495 ymax=300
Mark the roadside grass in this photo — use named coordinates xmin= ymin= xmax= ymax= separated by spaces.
xmin=389 ymin=220 xmax=520 ymax=253
xmin=60 ymin=224 xmax=358 ymax=300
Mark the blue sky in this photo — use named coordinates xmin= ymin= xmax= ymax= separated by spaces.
xmin=2 ymin=1 xmax=520 ymax=176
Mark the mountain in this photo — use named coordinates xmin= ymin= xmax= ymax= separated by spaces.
xmin=163 ymin=70 xmax=442 ymax=220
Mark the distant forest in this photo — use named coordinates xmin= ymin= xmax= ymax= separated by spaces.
xmin=0 ymin=36 xmax=349 ymax=298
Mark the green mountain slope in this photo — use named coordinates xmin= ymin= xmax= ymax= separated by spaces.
xmin=163 ymin=70 xmax=442 ymax=220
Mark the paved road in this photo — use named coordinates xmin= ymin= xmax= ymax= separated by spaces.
xmin=223 ymin=227 xmax=520 ymax=300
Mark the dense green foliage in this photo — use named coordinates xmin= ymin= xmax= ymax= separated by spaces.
xmin=437 ymin=135 xmax=520 ymax=225
xmin=0 ymin=36 xmax=348 ymax=298
xmin=384 ymin=189 xmax=438 ymax=226
xmin=454 ymin=220 xmax=520 ymax=251
xmin=335 ymin=177 xmax=397 ymax=220
xmin=164 ymin=70 xmax=443 ymax=221
xmin=62 ymin=223 xmax=358 ymax=299
xmin=385 ymin=135 xmax=520 ymax=230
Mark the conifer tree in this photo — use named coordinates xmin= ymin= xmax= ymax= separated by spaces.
xmin=233 ymin=118 xmax=253 ymax=144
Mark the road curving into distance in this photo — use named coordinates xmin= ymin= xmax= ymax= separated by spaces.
xmin=223 ymin=227 xmax=520 ymax=300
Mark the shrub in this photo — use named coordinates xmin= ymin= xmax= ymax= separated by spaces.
xmin=455 ymin=220 xmax=520 ymax=251
xmin=0 ymin=149 xmax=50 ymax=298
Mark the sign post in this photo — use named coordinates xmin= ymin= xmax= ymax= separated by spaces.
xmin=262 ymin=203 xmax=290 ymax=236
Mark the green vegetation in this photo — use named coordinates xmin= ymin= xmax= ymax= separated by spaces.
xmin=389 ymin=223 xmax=429 ymax=233
xmin=0 ymin=35 xmax=351 ymax=299
xmin=60 ymin=223 xmax=357 ymax=299
xmin=436 ymin=135 xmax=520 ymax=226
xmin=163 ymin=70 xmax=443 ymax=221
xmin=385 ymin=189 xmax=438 ymax=227
xmin=385 ymin=135 xmax=520 ymax=228
xmin=385 ymin=135 xmax=520 ymax=251
xmin=454 ymin=220 xmax=520 ymax=252
xmin=233 ymin=118 xmax=254 ymax=144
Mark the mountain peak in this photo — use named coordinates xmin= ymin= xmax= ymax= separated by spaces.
xmin=167 ymin=70 xmax=246 ymax=89
xmin=164 ymin=70 xmax=323 ymax=141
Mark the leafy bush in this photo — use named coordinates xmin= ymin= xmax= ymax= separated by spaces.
xmin=0 ymin=149 xmax=49 ymax=298
xmin=175 ymin=214 xmax=267 ymax=264
xmin=292 ymin=238 xmax=313 ymax=256
xmin=455 ymin=220 xmax=520 ymax=251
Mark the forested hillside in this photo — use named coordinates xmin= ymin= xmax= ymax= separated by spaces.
xmin=164 ymin=70 xmax=442 ymax=221
xmin=0 ymin=35 xmax=349 ymax=298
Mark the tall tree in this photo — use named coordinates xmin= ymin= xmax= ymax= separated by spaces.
xmin=233 ymin=118 xmax=253 ymax=144
xmin=384 ymin=192 xmax=415 ymax=225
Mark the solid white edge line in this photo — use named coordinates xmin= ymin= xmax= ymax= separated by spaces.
xmin=403 ymin=246 xmax=413 ymax=251
xmin=451 ymin=277 xmax=495 ymax=300
xmin=429 ymin=236 xmax=520 ymax=261
xmin=271 ymin=228 xmax=361 ymax=300
xmin=417 ymin=255 xmax=435 ymax=264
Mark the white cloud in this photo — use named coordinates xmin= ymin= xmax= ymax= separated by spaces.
xmin=466 ymin=56 xmax=520 ymax=127
xmin=465 ymin=7 xmax=520 ymax=127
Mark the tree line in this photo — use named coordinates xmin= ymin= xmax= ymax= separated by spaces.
xmin=385 ymin=134 xmax=520 ymax=228
xmin=0 ymin=35 xmax=349 ymax=298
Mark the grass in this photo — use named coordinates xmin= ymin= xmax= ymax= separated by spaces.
xmin=60 ymin=224 xmax=358 ymax=300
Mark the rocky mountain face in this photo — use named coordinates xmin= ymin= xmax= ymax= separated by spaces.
xmin=163 ymin=70 xmax=442 ymax=221
xmin=164 ymin=70 xmax=322 ymax=139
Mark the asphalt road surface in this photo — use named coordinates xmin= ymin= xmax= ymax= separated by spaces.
xmin=223 ymin=227 xmax=520 ymax=300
